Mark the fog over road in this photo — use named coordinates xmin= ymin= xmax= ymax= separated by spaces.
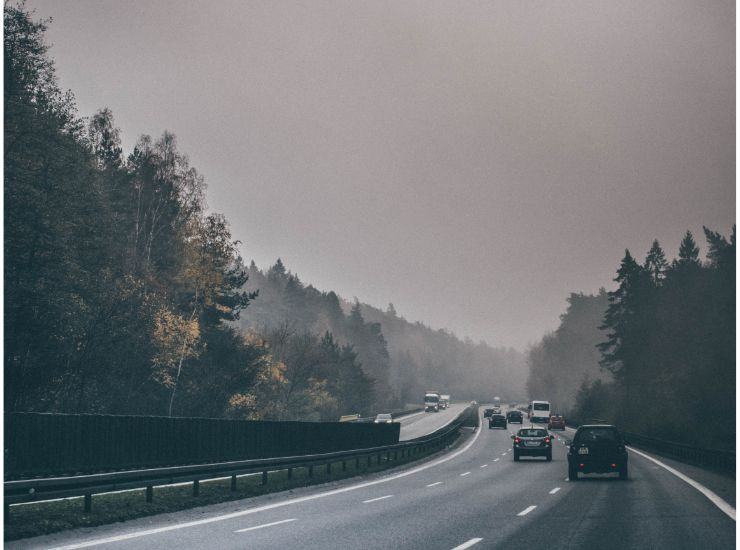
xmin=11 ymin=407 xmax=734 ymax=550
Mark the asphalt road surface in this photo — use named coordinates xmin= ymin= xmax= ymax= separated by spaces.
xmin=11 ymin=406 xmax=735 ymax=550
xmin=398 ymin=403 xmax=469 ymax=441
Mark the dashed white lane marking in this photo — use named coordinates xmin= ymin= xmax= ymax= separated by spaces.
xmin=628 ymin=447 xmax=736 ymax=521
xmin=427 ymin=482 xmax=443 ymax=487
xmin=564 ymin=477 xmax=569 ymax=481
xmin=501 ymin=452 xmax=507 ymax=456
xmin=451 ymin=537 xmax=483 ymax=550
xmin=517 ymin=505 xmax=537 ymax=516
xmin=493 ymin=458 xmax=500 ymax=462
xmin=480 ymin=464 xmax=488 ymax=468
xmin=549 ymin=487 xmax=561 ymax=494
xmin=48 ymin=414 xmax=486 ymax=550
xmin=362 ymin=495 xmax=394 ymax=504
xmin=460 ymin=471 xmax=471 ymax=477
xmin=234 ymin=518 xmax=297 ymax=533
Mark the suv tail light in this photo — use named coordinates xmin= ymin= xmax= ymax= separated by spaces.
xmin=544 ymin=437 xmax=551 ymax=444
xmin=514 ymin=437 xmax=521 ymax=444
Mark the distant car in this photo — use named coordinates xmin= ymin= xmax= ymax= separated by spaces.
xmin=548 ymin=415 xmax=566 ymax=430
xmin=489 ymin=414 xmax=507 ymax=429
xmin=374 ymin=413 xmax=393 ymax=424
xmin=512 ymin=427 xmax=552 ymax=461
xmin=491 ymin=406 xmax=501 ymax=415
xmin=567 ymin=425 xmax=628 ymax=481
xmin=483 ymin=408 xmax=495 ymax=418
xmin=506 ymin=410 xmax=523 ymax=423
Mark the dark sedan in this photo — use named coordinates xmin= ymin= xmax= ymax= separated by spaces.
xmin=506 ymin=410 xmax=523 ymax=423
xmin=488 ymin=414 xmax=507 ymax=429
xmin=512 ymin=427 xmax=552 ymax=461
xmin=567 ymin=425 xmax=628 ymax=480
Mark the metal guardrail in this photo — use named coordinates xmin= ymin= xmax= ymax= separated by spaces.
xmin=564 ymin=421 xmax=735 ymax=473
xmin=5 ymin=403 xmax=479 ymax=516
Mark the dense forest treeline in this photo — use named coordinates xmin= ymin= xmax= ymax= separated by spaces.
xmin=5 ymin=4 xmax=526 ymax=420
xmin=240 ymin=262 xmax=527 ymax=407
xmin=527 ymin=230 xmax=735 ymax=449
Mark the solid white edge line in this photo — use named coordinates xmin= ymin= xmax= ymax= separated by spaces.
xmin=234 ymin=518 xmax=297 ymax=533
xmin=362 ymin=494 xmax=393 ymax=504
xmin=426 ymin=481 xmax=443 ymax=487
xmin=517 ymin=505 xmax=536 ymax=516
xmin=47 ymin=413 xmax=484 ymax=549
xmin=549 ymin=487 xmax=561 ymax=494
xmin=627 ymin=446 xmax=736 ymax=521
xmin=563 ymin=426 xmax=735 ymax=521
xmin=451 ymin=537 xmax=483 ymax=550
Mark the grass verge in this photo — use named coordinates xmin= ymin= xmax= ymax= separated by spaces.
xmin=6 ymin=443 xmax=453 ymax=541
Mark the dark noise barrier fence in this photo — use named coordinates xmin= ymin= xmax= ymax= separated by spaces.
xmin=5 ymin=412 xmax=400 ymax=479
xmin=4 ymin=403 xmax=479 ymax=515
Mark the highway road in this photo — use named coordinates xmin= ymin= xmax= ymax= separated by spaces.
xmin=10 ymin=406 xmax=736 ymax=550
xmin=398 ymin=403 xmax=469 ymax=440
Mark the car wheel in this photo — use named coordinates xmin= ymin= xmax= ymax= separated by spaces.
xmin=546 ymin=451 xmax=552 ymax=461
xmin=568 ymin=465 xmax=578 ymax=481
xmin=619 ymin=465 xmax=628 ymax=480
xmin=513 ymin=450 xmax=520 ymax=462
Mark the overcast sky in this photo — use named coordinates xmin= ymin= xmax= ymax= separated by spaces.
xmin=28 ymin=0 xmax=734 ymax=350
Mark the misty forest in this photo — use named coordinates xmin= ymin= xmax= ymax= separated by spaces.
xmin=4 ymin=4 xmax=526 ymax=421
xmin=4 ymin=4 xmax=735 ymax=452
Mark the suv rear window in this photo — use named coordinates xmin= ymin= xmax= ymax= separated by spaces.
xmin=518 ymin=429 xmax=547 ymax=437
xmin=575 ymin=427 xmax=620 ymax=444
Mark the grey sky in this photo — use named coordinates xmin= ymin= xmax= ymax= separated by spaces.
xmin=28 ymin=0 xmax=734 ymax=350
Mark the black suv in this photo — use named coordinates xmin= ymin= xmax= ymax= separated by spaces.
xmin=567 ymin=425 xmax=628 ymax=480
xmin=488 ymin=414 xmax=507 ymax=429
xmin=506 ymin=410 xmax=523 ymax=423
xmin=512 ymin=427 xmax=552 ymax=461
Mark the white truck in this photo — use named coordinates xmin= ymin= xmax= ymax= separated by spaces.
xmin=440 ymin=394 xmax=450 ymax=409
xmin=424 ymin=391 xmax=441 ymax=412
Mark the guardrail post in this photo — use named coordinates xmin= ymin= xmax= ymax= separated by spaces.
xmin=308 ymin=465 xmax=313 ymax=477
xmin=230 ymin=475 xmax=237 ymax=491
xmin=367 ymin=455 xmax=371 ymax=467
xmin=342 ymin=460 xmax=347 ymax=472
xmin=261 ymin=471 xmax=268 ymax=485
xmin=326 ymin=462 xmax=331 ymax=475
xmin=4 ymin=503 xmax=9 ymax=522
xmin=84 ymin=493 xmax=92 ymax=513
xmin=287 ymin=467 xmax=293 ymax=480
xmin=193 ymin=480 xmax=199 ymax=497
xmin=146 ymin=485 xmax=153 ymax=503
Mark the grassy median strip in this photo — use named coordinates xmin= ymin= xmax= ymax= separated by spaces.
xmin=6 ymin=445 xmax=447 ymax=541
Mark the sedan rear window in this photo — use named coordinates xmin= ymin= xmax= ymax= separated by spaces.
xmin=518 ymin=429 xmax=547 ymax=437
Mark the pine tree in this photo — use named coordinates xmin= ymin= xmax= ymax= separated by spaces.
xmin=644 ymin=239 xmax=668 ymax=285
xmin=676 ymin=231 xmax=700 ymax=267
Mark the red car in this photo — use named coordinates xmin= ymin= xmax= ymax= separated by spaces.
xmin=548 ymin=415 xmax=566 ymax=430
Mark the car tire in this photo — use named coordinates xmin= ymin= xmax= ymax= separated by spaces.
xmin=514 ymin=450 xmax=520 ymax=462
xmin=546 ymin=451 xmax=552 ymax=461
xmin=569 ymin=465 xmax=578 ymax=481
xmin=619 ymin=465 xmax=628 ymax=480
